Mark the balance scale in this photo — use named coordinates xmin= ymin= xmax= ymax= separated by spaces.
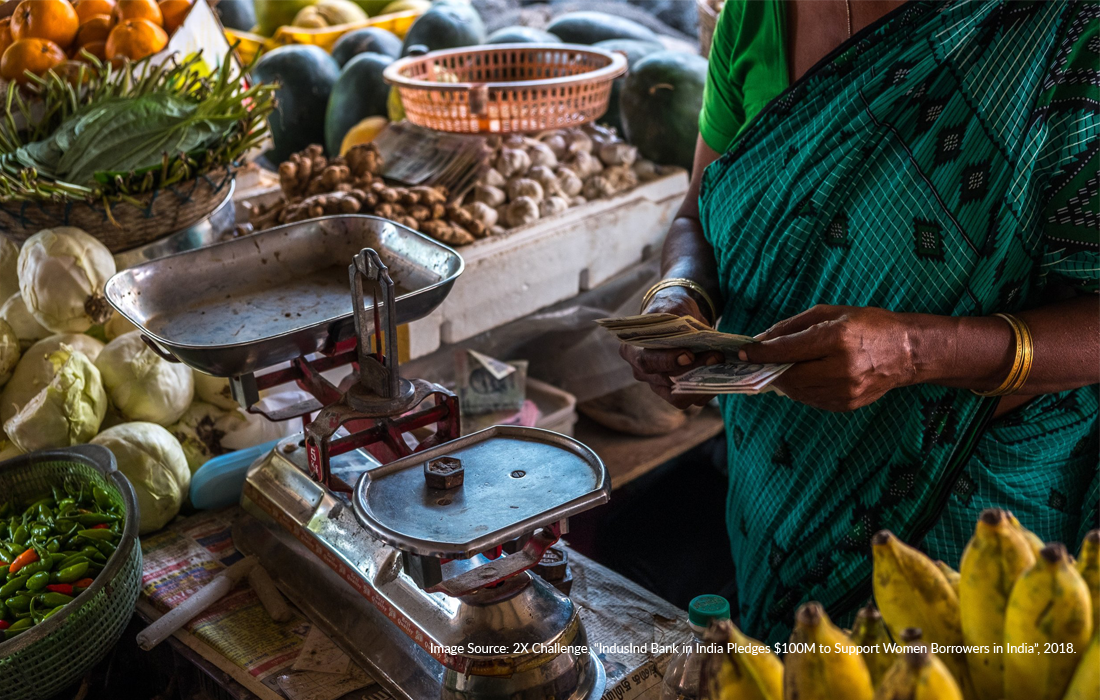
xmin=106 ymin=217 xmax=611 ymax=700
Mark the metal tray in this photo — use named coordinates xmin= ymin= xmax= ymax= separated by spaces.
xmin=352 ymin=426 xmax=610 ymax=559
xmin=104 ymin=216 xmax=463 ymax=377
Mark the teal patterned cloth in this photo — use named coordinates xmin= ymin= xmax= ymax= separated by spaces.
xmin=698 ymin=0 xmax=1099 ymax=643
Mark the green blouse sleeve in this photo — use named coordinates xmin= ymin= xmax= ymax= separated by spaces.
xmin=699 ymin=0 xmax=789 ymax=154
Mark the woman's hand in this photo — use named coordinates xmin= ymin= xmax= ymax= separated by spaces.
xmin=739 ymin=305 xmax=920 ymax=412
xmin=618 ymin=287 xmax=724 ymax=410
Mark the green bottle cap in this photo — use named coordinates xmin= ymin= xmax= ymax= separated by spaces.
xmin=687 ymin=595 xmax=730 ymax=627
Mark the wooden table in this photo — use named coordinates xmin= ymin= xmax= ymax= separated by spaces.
xmin=573 ymin=406 xmax=724 ymax=489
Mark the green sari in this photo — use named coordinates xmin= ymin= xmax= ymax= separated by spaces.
xmin=699 ymin=0 xmax=1099 ymax=643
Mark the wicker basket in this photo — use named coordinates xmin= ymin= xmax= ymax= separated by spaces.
xmin=0 ymin=168 xmax=235 ymax=253
xmin=0 ymin=445 xmax=142 ymax=700
xmin=698 ymin=0 xmax=722 ymax=57
xmin=384 ymin=44 xmax=627 ymax=134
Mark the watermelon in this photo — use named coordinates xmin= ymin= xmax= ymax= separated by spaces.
xmin=400 ymin=2 xmax=485 ymax=55
xmin=485 ymin=26 xmax=562 ymax=45
xmin=254 ymin=0 xmax=317 ymax=36
xmin=251 ymin=45 xmax=341 ymax=162
xmin=546 ymin=12 xmax=658 ymax=45
xmin=332 ymin=26 xmax=403 ymax=66
xmin=214 ymin=0 xmax=255 ymax=31
xmin=620 ymin=51 xmax=708 ymax=170
xmin=325 ymin=53 xmax=394 ymax=156
xmin=593 ymin=38 xmax=663 ymax=133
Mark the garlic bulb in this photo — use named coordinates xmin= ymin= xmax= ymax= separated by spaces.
xmin=555 ymin=167 xmax=583 ymax=197
xmin=633 ymin=159 xmax=662 ymax=182
xmin=505 ymin=197 xmax=540 ymax=228
xmin=496 ymin=147 xmax=531 ymax=178
xmin=18 ymin=227 xmax=116 ymax=333
xmin=464 ymin=202 xmax=499 ymax=228
xmin=473 ymin=184 xmax=507 ymax=207
xmin=541 ymin=132 xmax=568 ymax=159
xmin=564 ymin=129 xmax=592 ymax=155
xmin=525 ymin=140 xmax=558 ymax=168
xmin=483 ymin=168 xmax=507 ymax=188
xmin=505 ymin=177 xmax=545 ymax=204
xmin=539 ymin=196 xmax=569 ymax=218
xmin=598 ymin=142 xmax=638 ymax=167
xmin=527 ymin=165 xmax=562 ymax=198
xmin=563 ymin=151 xmax=603 ymax=178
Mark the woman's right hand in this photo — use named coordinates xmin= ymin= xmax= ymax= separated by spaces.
xmin=618 ymin=286 xmax=723 ymax=409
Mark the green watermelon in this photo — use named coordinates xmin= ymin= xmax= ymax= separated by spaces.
xmin=593 ymin=38 xmax=663 ymax=133
xmin=620 ymin=51 xmax=708 ymax=170
xmin=332 ymin=26 xmax=403 ymax=66
xmin=400 ymin=2 xmax=485 ymax=55
xmin=546 ymin=12 xmax=657 ymax=45
xmin=251 ymin=45 xmax=341 ymax=162
xmin=325 ymin=53 xmax=394 ymax=155
xmin=254 ymin=0 xmax=317 ymax=36
xmin=485 ymin=26 xmax=562 ymax=44
xmin=214 ymin=0 xmax=255 ymax=31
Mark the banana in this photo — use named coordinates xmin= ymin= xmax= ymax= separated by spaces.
xmin=704 ymin=618 xmax=783 ymax=700
xmin=849 ymin=603 xmax=897 ymax=688
xmin=937 ymin=560 xmax=962 ymax=597
xmin=1062 ymin=633 xmax=1099 ymax=700
xmin=871 ymin=530 xmax=975 ymax=698
xmin=1006 ymin=512 xmax=1045 ymax=559
xmin=1077 ymin=529 xmax=1099 ymax=632
xmin=959 ymin=508 xmax=1036 ymax=700
xmin=1004 ymin=543 xmax=1093 ymax=700
xmin=873 ymin=628 xmax=963 ymax=700
xmin=783 ymin=601 xmax=874 ymax=700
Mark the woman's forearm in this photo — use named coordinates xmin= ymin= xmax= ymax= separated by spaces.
xmin=911 ymin=294 xmax=1100 ymax=394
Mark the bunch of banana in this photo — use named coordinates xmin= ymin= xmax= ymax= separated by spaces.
xmin=937 ymin=560 xmax=961 ymax=597
xmin=702 ymin=619 xmax=783 ymax=700
xmin=871 ymin=530 xmax=976 ymax=698
xmin=1004 ymin=542 xmax=1093 ymax=700
xmin=849 ymin=603 xmax=897 ymax=687
xmin=783 ymin=602 xmax=874 ymax=700
xmin=1062 ymin=633 xmax=1098 ymax=700
xmin=873 ymin=627 xmax=962 ymax=700
xmin=1077 ymin=529 xmax=1099 ymax=631
xmin=959 ymin=508 xmax=1036 ymax=700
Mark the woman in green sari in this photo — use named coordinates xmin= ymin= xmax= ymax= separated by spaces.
xmin=620 ymin=0 xmax=1099 ymax=643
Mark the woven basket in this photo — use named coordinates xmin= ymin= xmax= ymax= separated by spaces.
xmin=0 ymin=445 xmax=142 ymax=700
xmin=698 ymin=0 xmax=721 ymax=57
xmin=384 ymin=44 xmax=627 ymax=134
xmin=0 ymin=168 xmax=235 ymax=253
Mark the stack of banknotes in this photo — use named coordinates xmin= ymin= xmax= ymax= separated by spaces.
xmin=596 ymin=313 xmax=791 ymax=395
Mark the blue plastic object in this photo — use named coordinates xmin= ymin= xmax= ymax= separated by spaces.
xmin=190 ymin=439 xmax=283 ymax=510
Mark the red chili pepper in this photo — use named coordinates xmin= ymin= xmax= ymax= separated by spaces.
xmin=73 ymin=578 xmax=94 ymax=589
xmin=9 ymin=548 xmax=38 ymax=574
xmin=91 ymin=523 xmax=109 ymax=530
xmin=0 ymin=620 xmax=9 ymax=630
xmin=45 ymin=584 xmax=73 ymax=594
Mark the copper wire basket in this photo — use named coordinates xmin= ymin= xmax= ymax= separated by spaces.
xmin=383 ymin=44 xmax=627 ymax=134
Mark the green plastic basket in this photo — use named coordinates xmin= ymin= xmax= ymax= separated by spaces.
xmin=0 ymin=445 xmax=142 ymax=700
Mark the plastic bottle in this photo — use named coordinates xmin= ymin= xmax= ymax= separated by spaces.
xmin=659 ymin=594 xmax=731 ymax=700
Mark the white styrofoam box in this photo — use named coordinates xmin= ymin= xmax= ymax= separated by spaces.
xmin=406 ymin=170 xmax=689 ymax=358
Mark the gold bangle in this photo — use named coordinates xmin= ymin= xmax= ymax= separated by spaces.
xmin=973 ymin=313 xmax=1029 ymax=397
xmin=641 ymin=278 xmax=718 ymax=324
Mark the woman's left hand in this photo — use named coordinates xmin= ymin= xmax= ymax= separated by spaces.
xmin=738 ymin=305 xmax=920 ymax=412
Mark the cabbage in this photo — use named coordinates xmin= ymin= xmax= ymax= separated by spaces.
xmin=18 ymin=227 xmax=116 ymax=333
xmin=193 ymin=372 xmax=237 ymax=410
xmin=95 ymin=331 xmax=194 ymax=425
xmin=103 ymin=313 xmax=137 ymax=341
xmin=4 ymin=344 xmax=107 ymax=451
xmin=91 ymin=422 xmax=190 ymax=534
xmin=0 ymin=293 xmax=49 ymax=350
xmin=0 ymin=333 xmax=105 ymax=424
xmin=0 ymin=237 xmax=20 ymax=303
xmin=0 ymin=320 xmax=20 ymax=387
xmin=169 ymin=401 xmax=248 ymax=473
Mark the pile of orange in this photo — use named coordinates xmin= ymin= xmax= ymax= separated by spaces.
xmin=0 ymin=0 xmax=193 ymax=85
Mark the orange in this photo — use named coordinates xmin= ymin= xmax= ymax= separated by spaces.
xmin=74 ymin=39 xmax=106 ymax=61
xmin=104 ymin=18 xmax=166 ymax=62
xmin=73 ymin=0 xmax=116 ymax=25
xmin=10 ymin=0 xmax=81 ymax=49
xmin=0 ymin=19 xmax=12 ymax=58
xmin=111 ymin=0 xmax=162 ymax=27
xmin=157 ymin=0 xmax=190 ymax=35
xmin=1 ymin=38 xmax=67 ymax=84
xmin=74 ymin=14 xmax=111 ymax=47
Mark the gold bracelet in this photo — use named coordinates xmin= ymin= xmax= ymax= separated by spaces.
xmin=641 ymin=278 xmax=718 ymax=324
xmin=973 ymin=313 xmax=1031 ymax=397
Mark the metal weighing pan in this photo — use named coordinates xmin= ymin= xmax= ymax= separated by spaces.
xmin=104 ymin=215 xmax=464 ymax=377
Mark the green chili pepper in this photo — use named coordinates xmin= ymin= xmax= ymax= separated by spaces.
xmin=93 ymin=487 xmax=112 ymax=510
xmin=75 ymin=513 xmax=116 ymax=526
xmin=5 ymin=595 xmax=31 ymax=612
xmin=42 ymin=604 xmax=66 ymax=620
xmin=76 ymin=528 xmax=117 ymax=541
xmin=38 ymin=592 xmax=72 ymax=607
xmin=45 ymin=540 xmax=60 ymax=553
xmin=0 ymin=575 xmax=29 ymax=597
xmin=12 ymin=524 xmax=27 ymax=546
xmin=0 ymin=599 xmax=7 ymax=620
xmin=25 ymin=572 xmax=49 ymax=591
xmin=4 ymin=616 xmax=33 ymax=638
xmin=57 ymin=554 xmax=88 ymax=570
xmin=91 ymin=540 xmax=116 ymax=557
xmin=18 ymin=558 xmax=53 ymax=576
xmin=50 ymin=562 xmax=88 ymax=584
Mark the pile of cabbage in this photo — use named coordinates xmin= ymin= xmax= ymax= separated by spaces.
xmin=0 ymin=228 xmax=293 ymax=533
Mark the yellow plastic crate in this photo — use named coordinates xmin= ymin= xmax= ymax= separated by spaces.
xmin=226 ymin=9 xmax=422 ymax=64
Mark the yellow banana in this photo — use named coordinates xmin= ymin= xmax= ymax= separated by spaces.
xmin=849 ymin=603 xmax=897 ymax=688
xmin=1077 ymin=529 xmax=1099 ymax=632
xmin=1062 ymin=633 xmax=1099 ymax=700
xmin=937 ymin=560 xmax=961 ymax=597
xmin=1006 ymin=512 xmax=1045 ymax=559
xmin=704 ymin=619 xmax=783 ymax=700
xmin=871 ymin=530 xmax=975 ymax=698
xmin=873 ymin=628 xmax=963 ymax=700
xmin=1004 ymin=543 xmax=1093 ymax=700
xmin=959 ymin=508 xmax=1036 ymax=700
xmin=783 ymin=602 xmax=874 ymax=700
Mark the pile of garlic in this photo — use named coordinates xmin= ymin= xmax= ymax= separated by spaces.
xmin=464 ymin=124 xmax=669 ymax=232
